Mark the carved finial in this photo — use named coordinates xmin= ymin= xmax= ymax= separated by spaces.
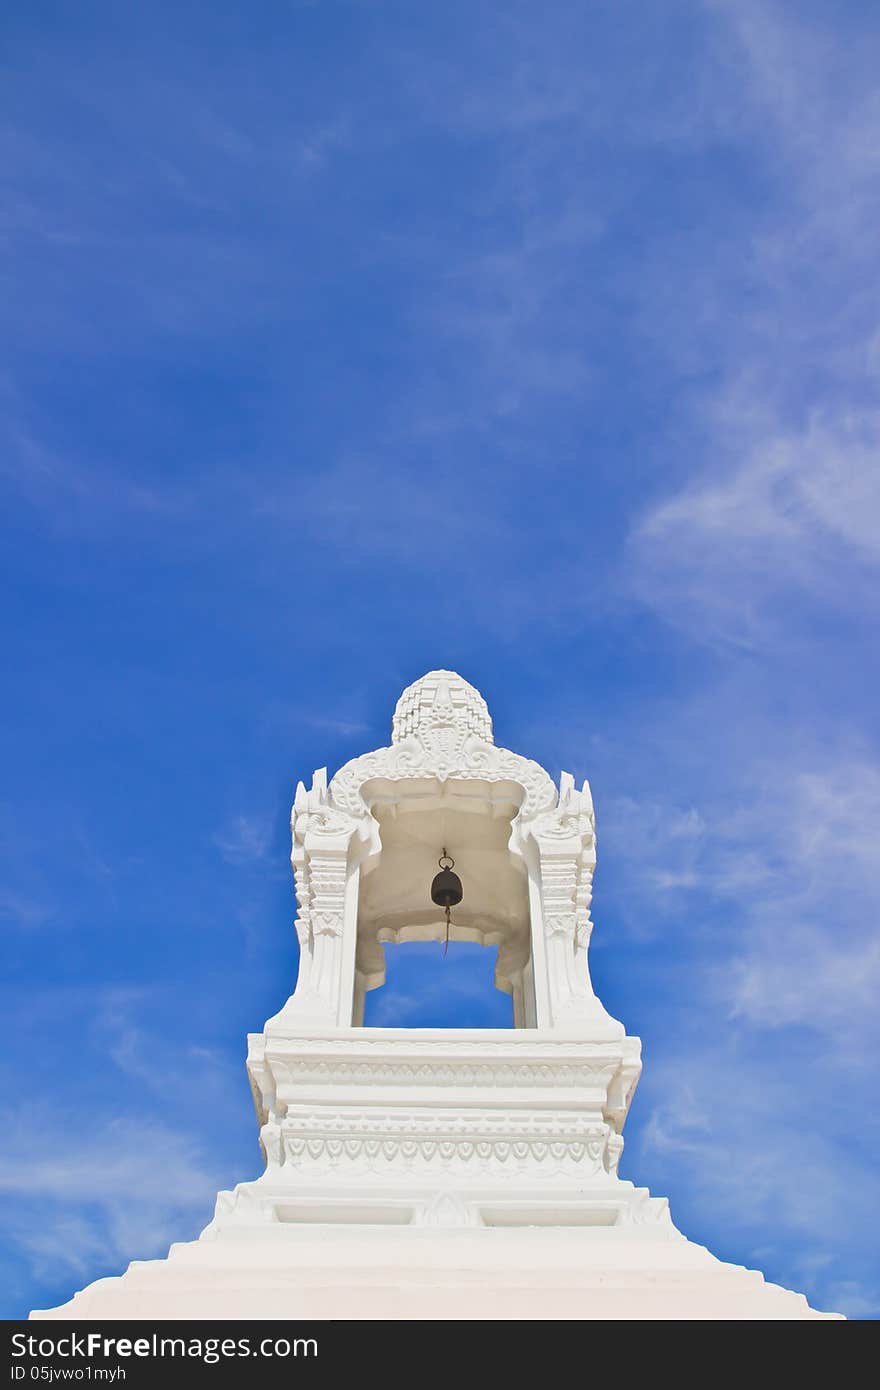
xmin=391 ymin=670 xmax=493 ymax=745
xmin=433 ymin=680 xmax=454 ymax=718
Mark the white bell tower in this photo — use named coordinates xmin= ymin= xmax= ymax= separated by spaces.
xmin=242 ymin=668 xmax=647 ymax=1234
xmin=32 ymin=672 xmax=840 ymax=1319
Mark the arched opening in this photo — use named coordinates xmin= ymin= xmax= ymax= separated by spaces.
xmin=361 ymin=941 xmax=514 ymax=1028
xmin=352 ymin=775 xmax=536 ymax=1028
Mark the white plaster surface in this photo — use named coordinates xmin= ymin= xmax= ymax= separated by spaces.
xmin=31 ymin=1227 xmax=839 ymax=1320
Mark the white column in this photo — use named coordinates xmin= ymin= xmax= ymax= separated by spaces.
xmin=265 ymin=771 xmax=361 ymax=1032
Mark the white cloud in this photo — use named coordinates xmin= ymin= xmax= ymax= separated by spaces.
xmin=711 ymin=0 xmax=880 ymax=257
xmin=599 ymin=723 xmax=880 ymax=1052
xmin=0 ymin=1116 xmax=215 ymax=1205
xmin=0 ymin=990 xmax=251 ymax=1312
xmin=729 ymin=925 xmax=880 ymax=1035
xmin=636 ymin=1046 xmax=880 ymax=1318
xmin=622 ymin=2 xmax=880 ymax=647
xmin=0 ymin=1113 xmax=221 ymax=1295
xmin=709 ymin=760 xmax=880 ymax=1041
xmin=630 ymin=406 xmax=880 ymax=645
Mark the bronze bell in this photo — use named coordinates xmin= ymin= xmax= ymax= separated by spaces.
xmin=430 ymin=849 xmax=462 ymax=954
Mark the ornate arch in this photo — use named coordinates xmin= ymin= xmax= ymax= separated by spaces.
xmin=328 ymin=732 xmax=558 ymax=823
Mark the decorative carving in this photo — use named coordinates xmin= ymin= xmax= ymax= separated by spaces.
xmin=525 ymin=779 xmax=604 ymax=1024
xmin=328 ymin=735 xmax=557 ymax=824
xmin=617 ymin=1194 xmax=675 ymax=1227
xmin=260 ymin=1120 xmax=283 ymax=1169
xmin=267 ymin=1055 xmax=627 ymax=1090
xmin=307 ymin=855 xmax=347 ymax=938
xmin=265 ymin=1109 xmax=615 ymax=1177
xmin=391 ymin=670 xmax=493 ymax=746
xmin=605 ymin=1131 xmax=624 ymax=1177
xmin=412 ymin=1191 xmax=480 ymax=1227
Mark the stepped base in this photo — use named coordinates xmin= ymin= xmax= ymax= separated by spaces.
xmin=31 ymin=1226 xmax=841 ymax=1320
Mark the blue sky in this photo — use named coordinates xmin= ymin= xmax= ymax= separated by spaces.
xmin=1 ymin=0 xmax=878 ymax=1319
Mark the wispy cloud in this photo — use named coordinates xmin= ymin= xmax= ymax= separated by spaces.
xmin=0 ymin=1112 xmax=220 ymax=1292
xmin=629 ymin=403 xmax=880 ymax=646
xmin=257 ymin=698 xmax=371 ymax=743
xmin=0 ymin=990 xmax=249 ymax=1312
xmin=213 ymin=814 xmax=273 ymax=866
xmin=1 ymin=415 xmax=189 ymax=523
xmin=0 ymin=889 xmax=54 ymax=930
xmin=636 ymin=1046 xmax=880 ymax=1319
xmin=602 ymin=743 xmax=880 ymax=1051
xmin=0 ymin=1114 xmax=216 ymax=1206
xmin=625 ymin=1 xmax=880 ymax=647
